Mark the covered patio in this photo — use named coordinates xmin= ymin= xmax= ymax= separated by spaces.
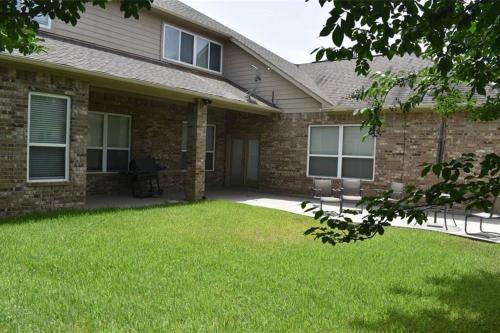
xmin=85 ymin=188 xmax=500 ymax=244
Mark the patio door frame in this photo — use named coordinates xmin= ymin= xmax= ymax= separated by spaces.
xmin=225 ymin=135 xmax=260 ymax=188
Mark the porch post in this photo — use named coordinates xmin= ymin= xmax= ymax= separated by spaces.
xmin=185 ymin=99 xmax=208 ymax=200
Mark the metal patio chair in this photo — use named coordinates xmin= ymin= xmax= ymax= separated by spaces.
xmin=312 ymin=178 xmax=341 ymax=213
xmin=464 ymin=196 xmax=500 ymax=238
xmin=388 ymin=182 xmax=405 ymax=202
xmin=340 ymin=179 xmax=363 ymax=214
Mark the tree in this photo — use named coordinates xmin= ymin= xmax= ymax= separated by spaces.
xmin=304 ymin=0 xmax=500 ymax=245
xmin=0 ymin=0 xmax=153 ymax=55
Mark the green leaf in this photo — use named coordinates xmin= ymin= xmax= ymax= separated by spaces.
xmin=432 ymin=164 xmax=442 ymax=177
xmin=421 ymin=164 xmax=432 ymax=177
xmin=332 ymin=27 xmax=344 ymax=47
xmin=315 ymin=48 xmax=326 ymax=61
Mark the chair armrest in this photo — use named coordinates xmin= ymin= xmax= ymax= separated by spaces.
xmin=311 ymin=188 xmax=322 ymax=197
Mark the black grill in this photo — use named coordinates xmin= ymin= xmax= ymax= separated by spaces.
xmin=126 ymin=157 xmax=165 ymax=198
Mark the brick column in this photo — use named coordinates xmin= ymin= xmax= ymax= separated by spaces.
xmin=185 ymin=99 xmax=208 ymax=200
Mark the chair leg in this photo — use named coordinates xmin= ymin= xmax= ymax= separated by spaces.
xmin=339 ymin=200 xmax=343 ymax=214
xmin=320 ymin=200 xmax=323 ymax=211
xmin=444 ymin=208 xmax=448 ymax=231
xmin=464 ymin=215 xmax=470 ymax=234
xmin=479 ymin=217 xmax=484 ymax=233
xmin=450 ymin=209 xmax=458 ymax=227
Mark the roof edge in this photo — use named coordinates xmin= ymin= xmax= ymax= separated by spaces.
xmin=230 ymin=38 xmax=332 ymax=107
xmin=0 ymin=54 xmax=280 ymax=115
xmin=320 ymin=103 xmax=436 ymax=112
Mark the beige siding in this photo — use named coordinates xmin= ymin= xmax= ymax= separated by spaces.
xmin=223 ymin=42 xmax=321 ymax=113
xmin=52 ymin=2 xmax=162 ymax=59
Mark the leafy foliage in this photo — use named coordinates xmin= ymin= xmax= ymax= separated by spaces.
xmin=310 ymin=0 xmax=499 ymax=135
xmin=304 ymin=153 xmax=500 ymax=245
xmin=0 ymin=0 xmax=153 ymax=54
xmin=302 ymin=0 xmax=500 ymax=245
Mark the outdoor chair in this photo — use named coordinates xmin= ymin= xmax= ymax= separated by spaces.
xmin=312 ymin=178 xmax=341 ymax=212
xmin=340 ymin=179 xmax=363 ymax=214
xmin=388 ymin=182 xmax=405 ymax=202
xmin=464 ymin=196 xmax=500 ymax=238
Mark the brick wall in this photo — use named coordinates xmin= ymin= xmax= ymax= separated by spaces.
xmin=225 ymin=110 xmax=500 ymax=196
xmin=0 ymin=66 xmax=89 ymax=217
xmin=87 ymin=90 xmax=227 ymax=196
xmin=1 ymin=68 xmax=498 ymax=218
xmin=206 ymin=108 xmax=226 ymax=188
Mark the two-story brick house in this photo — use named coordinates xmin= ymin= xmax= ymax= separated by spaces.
xmin=0 ymin=0 xmax=499 ymax=217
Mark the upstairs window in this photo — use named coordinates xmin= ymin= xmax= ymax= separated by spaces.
xmin=16 ymin=0 xmax=51 ymax=29
xmin=307 ymin=125 xmax=375 ymax=180
xmin=163 ymin=24 xmax=222 ymax=73
xmin=33 ymin=13 xmax=51 ymax=29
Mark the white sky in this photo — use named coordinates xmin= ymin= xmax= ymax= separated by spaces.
xmin=181 ymin=0 xmax=333 ymax=64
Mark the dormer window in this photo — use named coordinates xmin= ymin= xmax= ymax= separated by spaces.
xmin=16 ymin=0 xmax=51 ymax=29
xmin=34 ymin=13 xmax=51 ymax=29
xmin=163 ymin=24 xmax=222 ymax=73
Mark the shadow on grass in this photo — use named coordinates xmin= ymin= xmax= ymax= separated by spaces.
xmin=0 ymin=200 xmax=207 ymax=226
xmin=350 ymin=270 xmax=500 ymax=332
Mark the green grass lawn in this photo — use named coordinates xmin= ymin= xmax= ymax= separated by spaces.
xmin=0 ymin=201 xmax=498 ymax=332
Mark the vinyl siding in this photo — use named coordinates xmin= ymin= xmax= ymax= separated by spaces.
xmin=52 ymin=2 xmax=162 ymax=59
xmin=223 ymin=42 xmax=321 ymax=113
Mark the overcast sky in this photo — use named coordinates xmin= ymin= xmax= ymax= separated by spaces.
xmin=181 ymin=0 xmax=333 ymax=64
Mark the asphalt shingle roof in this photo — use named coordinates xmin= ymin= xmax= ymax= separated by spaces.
xmin=153 ymin=0 xmax=331 ymax=105
xmin=5 ymin=37 xmax=275 ymax=110
xmin=299 ymin=56 xmax=490 ymax=109
xmin=298 ymin=56 xmax=434 ymax=109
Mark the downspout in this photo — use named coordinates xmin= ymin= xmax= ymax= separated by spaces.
xmin=436 ymin=118 xmax=447 ymax=164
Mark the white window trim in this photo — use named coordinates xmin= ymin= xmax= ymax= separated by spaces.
xmin=162 ymin=23 xmax=223 ymax=74
xmin=180 ymin=121 xmax=188 ymax=171
xmin=16 ymin=0 xmax=51 ymax=29
xmin=35 ymin=15 xmax=51 ymax=29
xmin=27 ymin=92 xmax=71 ymax=183
xmin=306 ymin=124 xmax=376 ymax=181
xmin=206 ymin=124 xmax=216 ymax=172
xmin=87 ymin=111 xmax=132 ymax=174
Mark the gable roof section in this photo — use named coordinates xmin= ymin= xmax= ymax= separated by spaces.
xmin=299 ymin=56 xmax=433 ymax=110
xmin=153 ymin=0 xmax=332 ymax=106
xmin=1 ymin=36 xmax=279 ymax=114
xmin=299 ymin=55 xmax=490 ymax=110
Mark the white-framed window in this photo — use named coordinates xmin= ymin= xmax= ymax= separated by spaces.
xmin=34 ymin=13 xmax=51 ymax=29
xmin=206 ymin=125 xmax=216 ymax=171
xmin=180 ymin=123 xmax=216 ymax=171
xmin=181 ymin=121 xmax=188 ymax=170
xmin=307 ymin=124 xmax=376 ymax=180
xmin=87 ymin=112 xmax=131 ymax=173
xmin=27 ymin=92 xmax=70 ymax=182
xmin=16 ymin=0 xmax=51 ymax=29
xmin=163 ymin=23 xmax=223 ymax=73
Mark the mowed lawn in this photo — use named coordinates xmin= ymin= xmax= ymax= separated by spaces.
xmin=0 ymin=201 xmax=498 ymax=332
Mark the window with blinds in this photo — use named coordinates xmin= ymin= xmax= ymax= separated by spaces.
xmin=28 ymin=93 xmax=70 ymax=181
xmin=87 ymin=112 xmax=130 ymax=173
xmin=180 ymin=123 xmax=216 ymax=171
xmin=307 ymin=125 xmax=375 ymax=180
xmin=181 ymin=121 xmax=188 ymax=170
xmin=205 ymin=125 xmax=216 ymax=171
